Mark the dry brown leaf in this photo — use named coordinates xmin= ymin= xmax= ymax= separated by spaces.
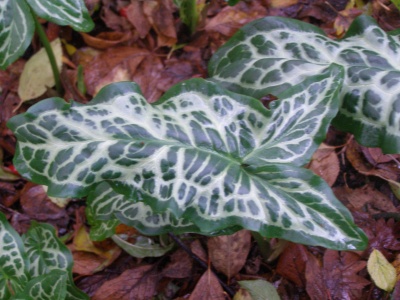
xmin=100 ymin=0 xmax=133 ymax=32
xmin=276 ymin=243 xmax=310 ymax=287
xmin=125 ymin=1 xmax=152 ymax=38
xmin=92 ymin=265 xmax=160 ymax=300
xmin=189 ymin=269 xmax=226 ymax=300
xmin=305 ymin=250 xmax=369 ymax=300
xmin=308 ymin=143 xmax=339 ymax=186
xmin=205 ymin=1 xmax=267 ymax=37
xmin=80 ymin=31 xmax=133 ymax=50
xmin=333 ymin=184 xmax=398 ymax=214
xmin=20 ymin=183 xmax=68 ymax=227
xmin=269 ymin=0 xmax=298 ymax=8
xmin=142 ymin=0 xmax=177 ymax=47
xmin=207 ymin=230 xmax=251 ymax=280
xmin=162 ymin=249 xmax=193 ymax=279
xmin=393 ymin=253 xmax=400 ymax=281
xmin=83 ymin=46 xmax=148 ymax=96
xmin=346 ymin=140 xmax=400 ymax=183
xmin=191 ymin=239 xmax=208 ymax=263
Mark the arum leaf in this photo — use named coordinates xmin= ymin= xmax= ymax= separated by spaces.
xmin=0 ymin=0 xmax=34 ymax=69
xmin=0 ymin=213 xmax=29 ymax=299
xmin=209 ymin=15 xmax=400 ymax=153
xmin=18 ymin=38 xmax=63 ymax=101
xmin=16 ymin=270 xmax=68 ymax=300
xmin=367 ymin=249 xmax=397 ymax=292
xmin=23 ymin=222 xmax=89 ymax=300
xmin=26 ymin=0 xmax=94 ymax=32
xmin=8 ymin=69 xmax=368 ymax=250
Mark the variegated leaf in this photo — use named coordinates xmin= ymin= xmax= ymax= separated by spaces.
xmin=87 ymin=182 xmax=200 ymax=240
xmin=26 ymin=0 xmax=94 ymax=32
xmin=209 ymin=15 xmax=400 ymax=153
xmin=14 ymin=270 xmax=67 ymax=300
xmin=8 ymin=68 xmax=368 ymax=249
xmin=0 ymin=212 xmax=29 ymax=299
xmin=0 ymin=0 xmax=34 ymax=69
xmin=23 ymin=222 xmax=89 ymax=300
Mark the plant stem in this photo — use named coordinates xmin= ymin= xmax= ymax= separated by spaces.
xmin=32 ymin=12 xmax=63 ymax=95
xmin=251 ymin=231 xmax=271 ymax=261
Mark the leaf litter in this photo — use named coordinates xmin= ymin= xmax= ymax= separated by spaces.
xmin=1 ymin=0 xmax=400 ymax=299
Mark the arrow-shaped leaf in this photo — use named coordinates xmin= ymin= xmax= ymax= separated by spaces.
xmin=8 ymin=65 xmax=368 ymax=249
xmin=209 ymin=15 xmax=400 ymax=153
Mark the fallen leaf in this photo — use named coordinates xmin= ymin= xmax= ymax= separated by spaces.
xmin=305 ymin=250 xmax=369 ymax=300
xmin=393 ymin=253 xmax=400 ymax=281
xmin=18 ymin=38 xmax=63 ymax=101
xmin=20 ymin=183 xmax=69 ymax=227
xmin=162 ymin=249 xmax=193 ymax=279
xmin=142 ymin=0 xmax=177 ymax=47
xmin=308 ymin=143 xmax=339 ymax=186
xmin=93 ymin=64 xmax=130 ymax=95
xmin=269 ymin=0 xmax=298 ymax=8
xmin=276 ymin=243 xmax=310 ymax=287
xmin=367 ymin=249 xmax=396 ymax=292
xmin=189 ymin=268 xmax=226 ymax=300
xmin=207 ymin=230 xmax=251 ymax=280
xmin=191 ymin=239 xmax=208 ymax=263
xmin=80 ymin=31 xmax=133 ymax=50
xmin=92 ymin=265 xmax=160 ymax=300
xmin=237 ymin=280 xmax=280 ymax=300
xmin=205 ymin=1 xmax=267 ymax=37
xmin=72 ymin=250 xmax=121 ymax=276
xmin=124 ymin=1 xmax=152 ymax=38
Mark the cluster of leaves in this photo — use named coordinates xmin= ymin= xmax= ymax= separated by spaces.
xmin=0 ymin=212 xmax=88 ymax=300
xmin=4 ymin=1 xmax=400 ymax=260
xmin=8 ymin=13 xmax=400 ymax=252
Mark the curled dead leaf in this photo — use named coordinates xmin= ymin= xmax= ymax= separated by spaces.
xmin=308 ymin=143 xmax=339 ymax=186
xmin=80 ymin=31 xmax=133 ymax=50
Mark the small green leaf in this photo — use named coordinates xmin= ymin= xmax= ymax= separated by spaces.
xmin=26 ymin=0 xmax=94 ymax=32
xmin=0 ymin=0 xmax=34 ymax=69
xmin=236 ymin=280 xmax=281 ymax=300
xmin=19 ymin=270 xmax=67 ymax=300
xmin=209 ymin=15 xmax=400 ymax=153
xmin=367 ymin=249 xmax=397 ymax=292
xmin=111 ymin=234 xmax=175 ymax=258
xmin=23 ymin=222 xmax=89 ymax=300
xmin=0 ymin=212 xmax=30 ymax=299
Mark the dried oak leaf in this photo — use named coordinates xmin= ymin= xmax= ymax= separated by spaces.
xmin=189 ymin=269 xmax=226 ymax=300
xmin=92 ymin=265 xmax=160 ymax=300
xmin=207 ymin=230 xmax=251 ymax=280
xmin=276 ymin=243 xmax=311 ymax=287
xmin=306 ymin=250 xmax=369 ymax=300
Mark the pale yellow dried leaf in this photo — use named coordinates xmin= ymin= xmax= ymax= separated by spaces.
xmin=18 ymin=38 xmax=63 ymax=101
xmin=367 ymin=249 xmax=397 ymax=292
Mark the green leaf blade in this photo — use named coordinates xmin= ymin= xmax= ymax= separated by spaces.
xmin=0 ymin=0 xmax=34 ymax=69
xmin=209 ymin=15 xmax=400 ymax=153
xmin=26 ymin=0 xmax=94 ymax=32
xmin=8 ymin=75 xmax=367 ymax=250
xmin=0 ymin=213 xmax=30 ymax=299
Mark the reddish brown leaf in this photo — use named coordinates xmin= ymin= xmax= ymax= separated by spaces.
xmin=162 ymin=249 xmax=193 ymax=279
xmin=205 ymin=1 xmax=267 ymax=37
xmin=308 ymin=143 xmax=339 ymax=186
xmin=189 ymin=269 xmax=226 ymax=300
xmin=20 ymin=183 xmax=69 ymax=227
xmin=276 ymin=243 xmax=310 ymax=287
xmin=191 ymin=239 xmax=208 ymax=263
xmin=207 ymin=230 xmax=251 ymax=279
xmin=80 ymin=31 xmax=133 ymax=50
xmin=305 ymin=250 xmax=369 ymax=300
xmin=125 ymin=1 xmax=152 ymax=38
xmin=92 ymin=265 xmax=160 ymax=300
